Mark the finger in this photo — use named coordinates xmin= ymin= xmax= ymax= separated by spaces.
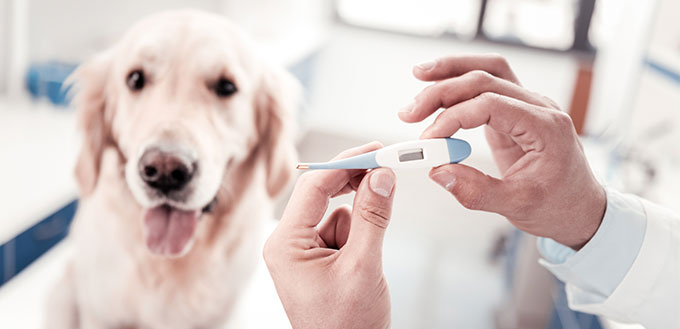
xmin=412 ymin=54 xmax=519 ymax=84
xmin=281 ymin=142 xmax=383 ymax=228
xmin=429 ymin=163 xmax=509 ymax=214
xmin=344 ymin=168 xmax=396 ymax=259
xmin=332 ymin=185 xmax=354 ymax=198
xmin=420 ymin=92 xmax=548 ymax=153
xmin=331 ymin=172 xmax=367 ymax=198
xmin=332 ymin=141 xmax=383 ymax=160
xmin=349 ymin=172 xmax=367 ymax=190
xmin=399 ymin=70 xmax=551 ymax=123
xmin=318 ymin=205 xmax=352 ymax=249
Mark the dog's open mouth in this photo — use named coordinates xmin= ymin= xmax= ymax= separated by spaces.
xmin=142 ymin=197 xmax=217 ymax=257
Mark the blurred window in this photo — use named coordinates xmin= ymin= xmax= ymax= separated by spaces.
xmin=483 ymin=0 xmax=578 ymax=50
xmin=336 ymin=0 xmax=482 ymax=39
xmin=336 ymin=0 xmax=598 ymax=53
xmin=588 ymin=0 xmax=622 ymax=48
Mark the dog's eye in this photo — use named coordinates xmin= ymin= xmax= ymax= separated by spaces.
xmin=214 ymin=78 xmax=237 ymax=97
xmin=127 ymin=70 xmax=145 ymax=91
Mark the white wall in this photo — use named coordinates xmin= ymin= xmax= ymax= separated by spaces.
xmin=26 ymin=0 xmax=328 ymax=64
xmin=27 ymin=0 xmax=222 ymax=62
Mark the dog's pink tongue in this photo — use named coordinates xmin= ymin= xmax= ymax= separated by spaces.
xmin=143 ymin=206 xmax=200 ymax=256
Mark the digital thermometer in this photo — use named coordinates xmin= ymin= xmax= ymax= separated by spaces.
xmin=296 ymin=138 xmax=471 ymax=170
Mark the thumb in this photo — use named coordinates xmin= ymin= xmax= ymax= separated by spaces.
xmin=430 ymin=164 xmax=507 ymax=213
xmin=344 ymin=168 xmax=396 ymax=258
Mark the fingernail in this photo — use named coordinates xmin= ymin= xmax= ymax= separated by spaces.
xmin=370 ymin=170 xmax=395 ymax=198
xmin=431 ymin=171 xmax=456 ymax=191
xmin=399 ymin=100 xmax=414 ymax=113
xmin=416 ymin=60 xmax=435 ymax=71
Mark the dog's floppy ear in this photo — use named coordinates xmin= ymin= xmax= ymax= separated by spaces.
xmin=256 ymin=64 xmax=301 ymax=198
xmin=68 ymin=51 xmax=114 ymax=196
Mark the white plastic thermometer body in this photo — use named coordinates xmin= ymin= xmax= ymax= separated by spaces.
xmin=296 ymin=138 xmax=471 ymax=170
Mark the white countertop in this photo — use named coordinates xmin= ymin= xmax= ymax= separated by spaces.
xmin=0 ymin=241 xmax=71 ymax=328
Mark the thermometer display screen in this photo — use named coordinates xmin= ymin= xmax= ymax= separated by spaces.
xmin=398 ymin=148 xmax=424 ymax=162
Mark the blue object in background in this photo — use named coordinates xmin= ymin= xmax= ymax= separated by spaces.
xmin=645 ymin=58 xmax=680 ymax=86
xmin=0 ymin=200 xmax=77 ymax=286
xmin=25 ymin=62 xmax=79 ymax=107
xmin=549 ymin=280 xmax=603 ymax=329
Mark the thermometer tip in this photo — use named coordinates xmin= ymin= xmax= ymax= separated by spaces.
xmin=296 ymin=163 xmax=309 ymax=170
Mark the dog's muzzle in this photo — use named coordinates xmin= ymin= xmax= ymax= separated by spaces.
xmin=138 ymin=146 xmax=196 ymax=195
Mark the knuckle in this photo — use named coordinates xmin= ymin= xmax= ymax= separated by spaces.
xmin=553 ymin=111 xmax=573 ymax=127
xmin=476 ymin=91 xmax=500 ymax=104
xmin=420 ymin=83 xmax=438 ymax=98
xmin=456 ymin=192 xmax=483 ymax=210
xmin=414 ymin=84 xmax=440 ymax=109
xmin=551 ymin=111 xmax=576 ymax=135
xmin=356 ymin=202 xmax=390 ymax=229
xmin=449 ymin=183 xmax=483 ymax=210
xmin=469 ymin=70 xmax=495 ymax=86
xmin=262 ymin=237 xmax=277 ymax=266
xmin=542 ymin=95 xmax=560 ymax=109
xmin=488 ymin=53 xmax=510 ymax=69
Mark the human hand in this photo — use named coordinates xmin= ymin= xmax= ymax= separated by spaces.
xmin=263 ymin=142 xmax=396 ymax=329
xmin=398 ymin=54 xmax=606 ymax=250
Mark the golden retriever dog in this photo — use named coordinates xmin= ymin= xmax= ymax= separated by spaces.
xmin=47 ymin=9 xmax=298 ymax=329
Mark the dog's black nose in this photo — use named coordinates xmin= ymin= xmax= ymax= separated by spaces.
xmin=139 ymin=148 xmax=195 ymax=193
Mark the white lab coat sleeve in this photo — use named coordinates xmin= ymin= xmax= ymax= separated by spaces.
xmin=564 ymin=197 xmax=680 ymax=328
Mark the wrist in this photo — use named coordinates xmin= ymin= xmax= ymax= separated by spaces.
xmin=560 ymin=183 xmax=607 ymax=250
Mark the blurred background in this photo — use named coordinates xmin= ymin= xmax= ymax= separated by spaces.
xmin=1 ymin=0 xmax=679 ymax=328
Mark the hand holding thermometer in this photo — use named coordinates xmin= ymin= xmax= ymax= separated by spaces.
xmin=296 ymin=138 xmax=471 ymax=170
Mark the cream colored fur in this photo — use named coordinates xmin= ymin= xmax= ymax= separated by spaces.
xmin=46 ymin=9 xmax=298 ymax=329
